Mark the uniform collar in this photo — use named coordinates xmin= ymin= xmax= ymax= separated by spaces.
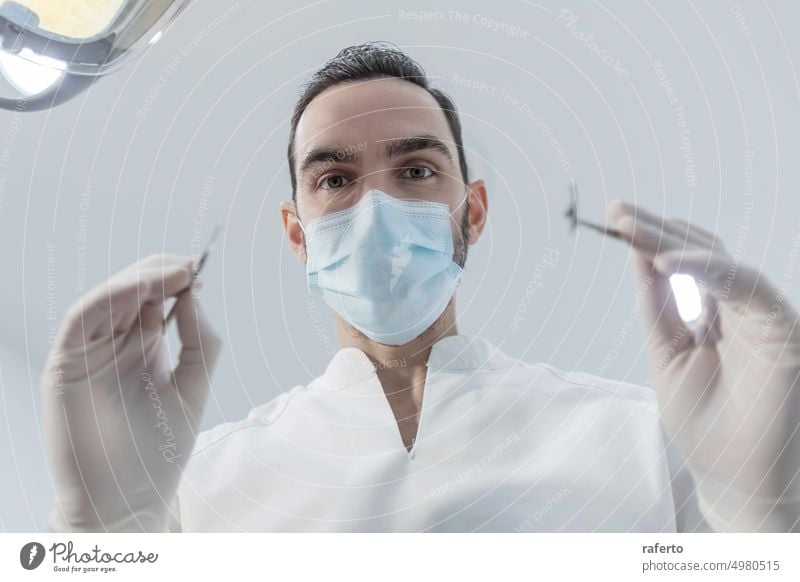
xmin=319 ymin=334 xmax=518 ymax=392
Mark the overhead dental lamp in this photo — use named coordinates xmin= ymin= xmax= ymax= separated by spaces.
xmin=0 ymin=0 xmax=191 ymax=111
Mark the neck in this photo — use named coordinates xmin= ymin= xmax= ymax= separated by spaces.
xmin=332 ymin=299 xmax=459 ymax=451
xmin=333 ymin=298 xmax=459 ymax=376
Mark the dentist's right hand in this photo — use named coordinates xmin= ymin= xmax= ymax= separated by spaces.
xmin=40 ymin=254 xmax=223 ymax=532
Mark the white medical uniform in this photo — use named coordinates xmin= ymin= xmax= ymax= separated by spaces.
xmin=169 ymin=334 xmax=711 ymax=532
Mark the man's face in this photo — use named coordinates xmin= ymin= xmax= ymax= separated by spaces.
xmin=282 ymin=77 xmax=487 ymax=267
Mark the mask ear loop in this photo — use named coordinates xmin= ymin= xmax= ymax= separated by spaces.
xmin=452 ymin=184 xmax=470 ymax=217
xmin=294 ymin=200 xmax=308 ymax=238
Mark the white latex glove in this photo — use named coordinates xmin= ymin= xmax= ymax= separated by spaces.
xmin=40 ymin=254 xmax=222 ymax=532
xmin=609 ymin=201 xmax=800 ymax=532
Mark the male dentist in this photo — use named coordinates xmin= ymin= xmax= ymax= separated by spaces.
xmin=42 ymin=42 xmax=800 ymax=532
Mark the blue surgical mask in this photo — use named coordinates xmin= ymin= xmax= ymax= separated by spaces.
xmin=300 ymin=189 xmax=466 ymax=345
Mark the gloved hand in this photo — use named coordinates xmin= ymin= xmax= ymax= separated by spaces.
xmin=40 ymin=254 xmax=223 ymax=532
xmin=609 ymin=201 xmax=800 ymax=532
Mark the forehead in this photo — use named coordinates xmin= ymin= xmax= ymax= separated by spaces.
xmin=294 ymin=77 xmax=456 ymax=162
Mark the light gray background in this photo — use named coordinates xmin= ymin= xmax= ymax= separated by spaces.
xmin=1 ymin=0 xmax=799 ymax=531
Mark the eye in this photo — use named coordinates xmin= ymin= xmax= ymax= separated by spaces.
xmin=401 ymin=165 xmax=435 ymax=180
xmin=319 ymin=174 xmax=352 ymax=190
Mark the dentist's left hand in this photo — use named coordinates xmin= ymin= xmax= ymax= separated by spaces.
xmin=609 ymin=201 xmax=800 ymax=532
xmin=40 ymin=254 xmax=222 ymax=532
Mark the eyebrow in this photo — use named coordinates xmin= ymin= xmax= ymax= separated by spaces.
xmin=379 ymin=134 xmax=454 ymax=165
xmin=298 ymin=146 xmax=361 ymax=178
xmin=298 ymin=133 xmax=455 ymax=178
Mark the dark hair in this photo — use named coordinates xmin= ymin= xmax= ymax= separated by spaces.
xmin=287 ymin=42 xmax=469 ymax=199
